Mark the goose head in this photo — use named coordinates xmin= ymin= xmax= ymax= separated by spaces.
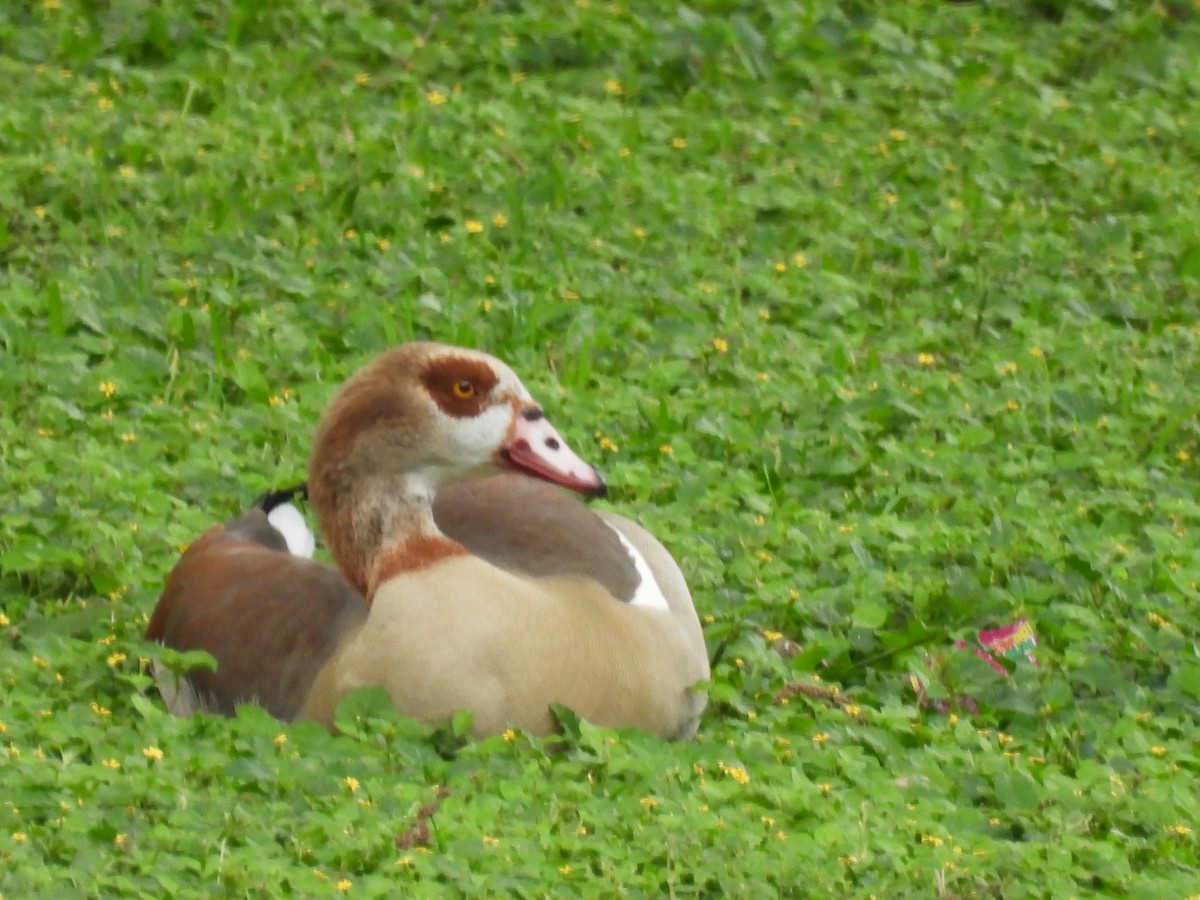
xmin=308 ymin=342 xmax=603 ymax=596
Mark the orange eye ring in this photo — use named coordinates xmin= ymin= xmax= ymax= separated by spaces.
xmin=452 ymin=380 xmax=476 ymax=399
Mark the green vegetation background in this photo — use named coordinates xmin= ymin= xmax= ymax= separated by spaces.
xmin=1 ymin=0 xmax=1198 ymax=895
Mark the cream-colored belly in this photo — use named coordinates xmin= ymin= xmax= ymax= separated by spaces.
xmin=302 ymin=557 xmax=706 ymax=738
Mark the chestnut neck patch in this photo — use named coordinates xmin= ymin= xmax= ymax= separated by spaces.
xmin=420 ymin=356 xmax=501 ymax=418
xmin=369 ymin=535 xmax=469 ymax=600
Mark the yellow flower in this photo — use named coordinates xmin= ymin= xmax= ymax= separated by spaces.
xmin=618 ymin=147 xmax=631 ymax=158
xmin=98 ymin=96 xmax=114 ymax=111
xmin=917 ymin=352 xmax=935 ymax=366
xmin=559 ymin=864 xmax=572 ymax=874
xmin=1001 ymin=361 xmax=1018 ymax=374
xmin=792 ymin=252 xmax=808 ymax=268
xmin=345 ymin=776 xmax=360 ymax=793
xmin=639 ymin=797 xmax=658 ymax=809
xmin=115 ymin=833 xmax=129 ymax=848
xmin=659 ymin=444 xmax=674 ymax=455
xmin=1006 ymin=400 xmax=1019 ymax=411
xmin=1151 ymin=746 xmax=1166 ymax=757
xmin=12 ymin=832 xmax=27 ymax=843
xmin=354 ymin=73 xmax=370 ymax=85
xmin=142 ymin=746 xmax=163 ymax=761
xmin=426 ymin=90 xmax=447 ymax=105
xmin=377 ymin=238 xmax=390 ymax=250
xmin=812 ymin=733 xmax=829 ymax=745
xmin=121 ymin=432 xmax=137 ymax=442
xmin=773 ymin=261 xmax=787 ymax=272
xmin=633 ymin=226 xmax=646 ymax=238
xmin=90 ymin=702 xmax=111 ymax=717
xmin=336 ymin=879 xmax=352 ymax=892
xmin=1030 ymin=347 xmax=1044 ymax=358
xmin=102 ymin=758 xmax=120 ymax=770
xmin=492 ymin=213 xmax=508 ymax=228
xmin=599 ymin=436 xmax=619 ymax=453
xmin=118 ymin=165 xmax=135 ymax=179
xmin=712 ymin=337 xmax=728 ymax=353
xmin=0 ymin=613 xmax=8 ymax=627
xmin=106 ymin=653 xmax=126 ymax=667
xmin=671 ymin=137 xmax=687 ymax=149
xmin=396 ymin=856 xmax=413 ymax=867
xmin=1178 ymin=450 xmax=1190 ymax=461
xmin=717 ymin=762 xmax=749 ymax=785
xmin=603 ymin=79 xmax=623 ymax=95
xmin=99 ymin=381 xmax=117 ymax=398
xmin=482 ymin=835 xmax=500 ymax=847
xmin=502 ymin=729 xmax=515 ymax=742
xmin=883 ymin=190 xmax=898 ymax=205
xmin=465 ymin=220 xmax=484 ymax=234
xmin=889 ymin=128 xmax=906 ymax=141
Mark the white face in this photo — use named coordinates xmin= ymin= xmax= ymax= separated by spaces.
xmin=412 ymin=352 xmax=526 ymax=486
xmin=413 ymin=348 xmax=602 ymax=497
xmin=428 ymin=397 xmax=518 ymax=474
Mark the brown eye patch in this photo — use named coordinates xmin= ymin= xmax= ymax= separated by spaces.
xmin=420 ymin=355 xmax=501 ymax=417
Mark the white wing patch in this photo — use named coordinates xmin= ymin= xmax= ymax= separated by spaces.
xmin=266 ymin=502 xmax=316 ymax=559
xmin=606 ymin=523 xmax=670 ymax=611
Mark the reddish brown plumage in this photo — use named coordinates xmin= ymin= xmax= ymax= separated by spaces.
xmin=147 ymin=508 xmax=365 ymax=720
xmin=368 ymin=535 xmax=468 ymax=599
xmin=420 ymin=355 xmax=501 ymax=417
xmin=307 ymin=351 xmax=427 ymax=596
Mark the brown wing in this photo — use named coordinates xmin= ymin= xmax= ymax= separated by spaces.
xmin=434 ymin=474 xmax=641 ymax=602
xmin=147 ymin=508 xmax=366 ymax=721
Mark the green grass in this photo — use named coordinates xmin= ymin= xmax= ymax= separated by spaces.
xmin=2 ymin=0 xmax=1200 ymax=895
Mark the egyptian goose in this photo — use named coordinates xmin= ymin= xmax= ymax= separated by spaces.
xmin=148 ymin=342 xmax=709 ymax=739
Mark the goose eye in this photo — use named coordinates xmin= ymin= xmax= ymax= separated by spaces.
xmin=452 ymin=380 xmax=476 ymax=399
